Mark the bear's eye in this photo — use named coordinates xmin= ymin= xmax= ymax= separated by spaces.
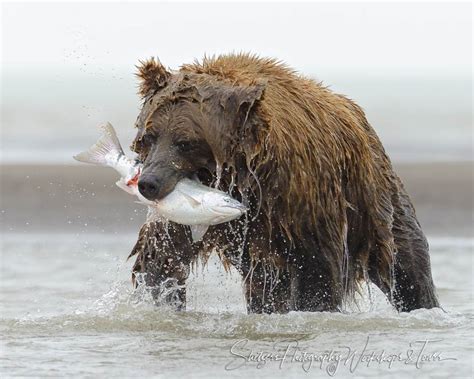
xmin=176 ymin=140 xmax=195 ymax=153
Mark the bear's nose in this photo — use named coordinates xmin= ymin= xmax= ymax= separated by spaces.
xmin=138 ymin=175 xmax=162 ymax=201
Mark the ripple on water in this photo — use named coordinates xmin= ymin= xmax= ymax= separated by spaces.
xmin=1 ymin=285 xmax=469 ymax=340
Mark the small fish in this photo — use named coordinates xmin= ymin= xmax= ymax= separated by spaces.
xmin=73 ymin=123 xmax=247 ymax=242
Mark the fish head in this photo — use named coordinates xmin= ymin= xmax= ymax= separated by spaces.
xmin=202 ymin=192 xmax=248 ymax=224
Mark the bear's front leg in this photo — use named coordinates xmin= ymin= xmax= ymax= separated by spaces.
xmin=241 ymin=258 xmax=295 ymax=314
xmin=236 ymin=226 xmax=297 ymax=314
xmin=290 ymin=251 xmax=343 ymax=312
xmin=129 ymin=221 xmax=196 ymax=310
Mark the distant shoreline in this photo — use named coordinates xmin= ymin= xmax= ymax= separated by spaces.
xmin=1 ymin=161 xmax=472 ymax=237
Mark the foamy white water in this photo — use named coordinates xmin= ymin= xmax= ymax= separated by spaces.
xmin=0 ymin=233 xmax=472 ymax=377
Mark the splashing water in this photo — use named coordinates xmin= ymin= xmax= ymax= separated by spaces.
xmin=1 ymin=233 xmax=472 ymax=377
xmin=214 ymin=161 xmax=223 ymax=190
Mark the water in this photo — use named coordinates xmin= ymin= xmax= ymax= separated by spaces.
xmin=1 ymin=233 xmax=472 ymax=377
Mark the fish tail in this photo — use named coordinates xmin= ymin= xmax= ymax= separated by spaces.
xmin=73 ymin=122 xmax=124 ymax=165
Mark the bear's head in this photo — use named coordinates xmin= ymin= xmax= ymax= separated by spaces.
xmin=131 ymin=58 xmax=267 ymax=201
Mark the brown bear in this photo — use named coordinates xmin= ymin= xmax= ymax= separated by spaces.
xmin=128 ymin=53 xmax=439 ymax=313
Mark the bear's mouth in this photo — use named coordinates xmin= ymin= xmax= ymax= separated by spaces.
xmin=195 ymin=167 xmax=214 ymax=186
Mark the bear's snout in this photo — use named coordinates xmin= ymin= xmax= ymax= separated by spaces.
xmin=138 ymin=174 xmax=162 ymax=201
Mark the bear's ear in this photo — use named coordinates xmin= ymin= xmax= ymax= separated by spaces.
xmin=219 ymin=81 xmax=266 ymax=130
xmin=136 ymin=57 xmax=171 ymax=97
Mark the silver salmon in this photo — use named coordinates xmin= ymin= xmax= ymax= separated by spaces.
xmin=73 ymin=123 xmax=247 ymax=241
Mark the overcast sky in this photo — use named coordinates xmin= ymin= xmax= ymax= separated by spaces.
xmin=2 ymin=2 xmax=472 ymax=75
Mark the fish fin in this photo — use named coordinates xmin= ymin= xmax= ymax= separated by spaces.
xmin=73 ymin=122 xmax=124 ymax=165
xmin=115 ymin=179 xmax=135 ymax=195
xmin=190 ymin=224 xmax=209 ymax=242
xmin=180 ymin=191 xmax=202 ymax=208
